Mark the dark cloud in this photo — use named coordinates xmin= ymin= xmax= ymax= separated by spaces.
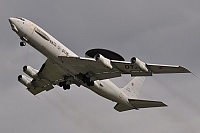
xmin=1 ymin=0 xmax=200 ymax=133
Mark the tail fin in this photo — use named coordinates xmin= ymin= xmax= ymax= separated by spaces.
xmin=121 ymin=77 xmax=145 ymax=99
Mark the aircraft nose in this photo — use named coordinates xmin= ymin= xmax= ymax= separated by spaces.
xmin=9 ymin=17 xmax=18 ymax=32
xmin=9 ymin=17 xmax=15 ymax=24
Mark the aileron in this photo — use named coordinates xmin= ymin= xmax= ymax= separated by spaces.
xmin=147 ymin=64 xmax=191 ymax=74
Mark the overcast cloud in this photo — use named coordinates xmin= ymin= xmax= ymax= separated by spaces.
xmin=1 ymin=0 xmax=200 ymax=133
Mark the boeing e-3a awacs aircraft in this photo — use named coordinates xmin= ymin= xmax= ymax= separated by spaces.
xmin=9 ymin=17 xmax=191 ymax=112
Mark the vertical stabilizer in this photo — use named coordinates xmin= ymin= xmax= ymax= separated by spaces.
xmin=121 ymin=77 xmax=145 ymax=99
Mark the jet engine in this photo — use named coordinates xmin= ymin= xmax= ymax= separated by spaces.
xmin=18 ymin=75 xmax=32 ymax=88
xmin=23 ymin=65 xmax=39 ymax=79
xmin=131 ymin=57 xmax=148 ymax=72
xmin=94 ymin=54 xmax=113 ymax=69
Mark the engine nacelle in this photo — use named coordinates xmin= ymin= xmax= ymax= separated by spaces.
xmin=18 ymin=75 xmax=32 ymax=88
xmin=131 ymin=57 xmax=148 ymax=72
xmin=23 ymin=66 xmax=39 ymax=79
xmin=94 ymin=54 xmax=113 ymax=69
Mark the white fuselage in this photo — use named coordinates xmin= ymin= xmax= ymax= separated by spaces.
xmin=9 ymin=17 xmax=129 ymax=106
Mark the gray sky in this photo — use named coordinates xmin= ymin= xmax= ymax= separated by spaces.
xmin=1 ymin=0 xmax=200 ymax=132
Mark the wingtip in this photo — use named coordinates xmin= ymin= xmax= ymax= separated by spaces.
xmin=179 ymin=66 xmax=191 ymax=73
xmin=163 ymin=103 xmax=168 ymax=107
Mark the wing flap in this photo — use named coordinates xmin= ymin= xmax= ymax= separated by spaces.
xmin=94 ymin=72 xmax=122 ymax=80
xmin=27 ymin=85 xmax=54 ymax=95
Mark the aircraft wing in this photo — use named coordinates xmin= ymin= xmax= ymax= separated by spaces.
xmin=59 ymin=56 xmax=123 ymax=80
xmin=25 ymin=59 xmax=71 ymax=95
xmin=58 ymin=56 xmax=190 ymax=81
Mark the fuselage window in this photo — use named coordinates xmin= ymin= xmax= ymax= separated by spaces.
xmin=35 ymin=27 xmax=50 ymax=41
xmin=16 ymin=17 xmax=25 ymax=21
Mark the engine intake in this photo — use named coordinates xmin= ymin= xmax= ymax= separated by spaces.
xmin=131 ymin=57 xmax=148 ymax=72
xmin=23 ymin=66 xmax=39 ymax=79
xmin=18 ymin=75 xmax=32 ymax=88
xmin=94 ymin=54 xmax=113 ymax=69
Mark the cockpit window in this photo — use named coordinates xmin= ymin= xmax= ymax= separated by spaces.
xmin=16 ymin=17 xmax=25 ymax=21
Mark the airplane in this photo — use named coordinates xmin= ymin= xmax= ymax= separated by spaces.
xmin=9 ymin=17 xmax=191 ymax=112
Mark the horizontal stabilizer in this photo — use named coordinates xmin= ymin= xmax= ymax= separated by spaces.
xmin=129 ymin=99 xmax=167 ymax=109
xmin=114 ymin=103 xmax=135 ymax=112
xmin=114 ymin=99 xmax=167 ymax=112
